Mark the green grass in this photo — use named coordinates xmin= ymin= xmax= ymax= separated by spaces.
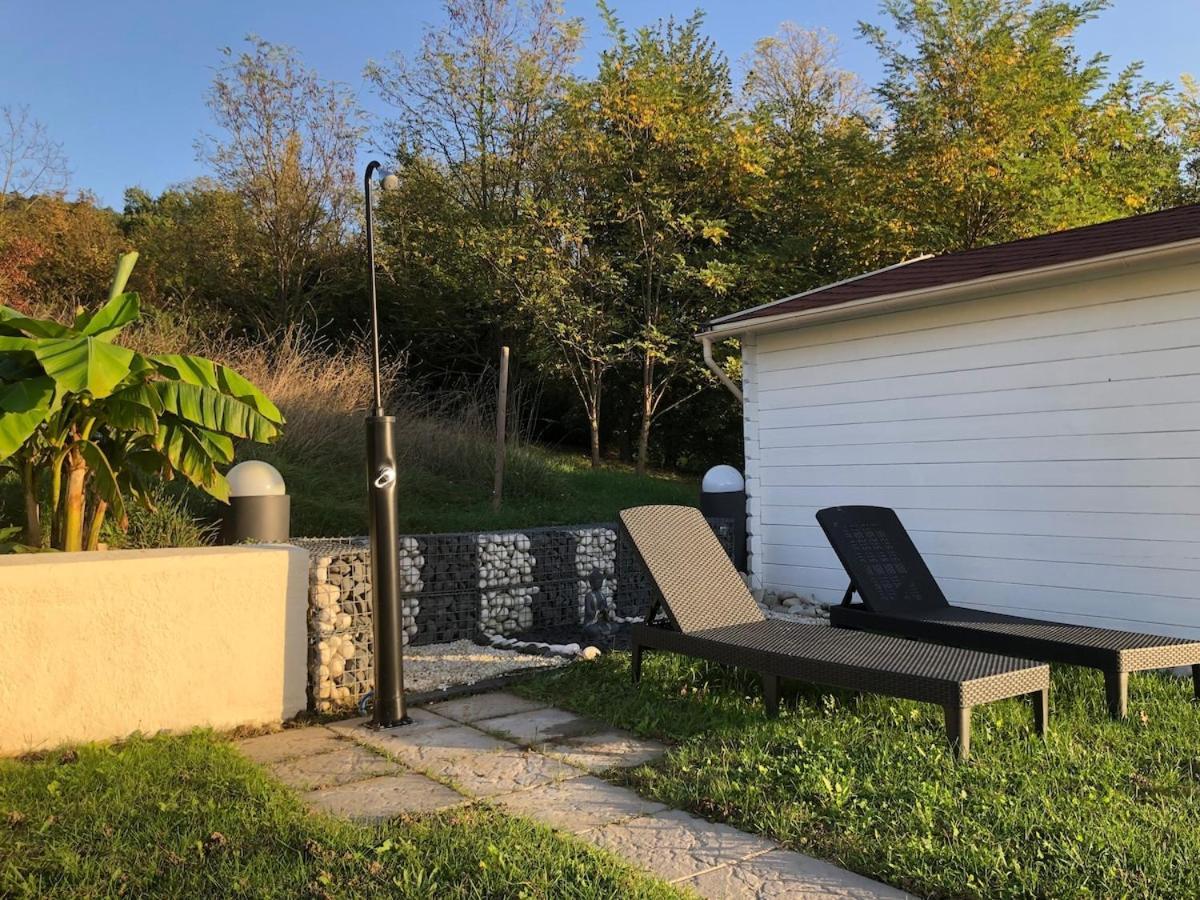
xmin=0 ymin=730 xmax=682 ymax=899
xmin=270 ymin=448 xmax=698 ymax=537
xmin=0 ymin=447 xmax=697 ymax=544
xmin=515 ymin=653 xmax=1200 ymax=899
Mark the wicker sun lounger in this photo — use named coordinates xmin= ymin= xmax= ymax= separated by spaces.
xmin=621 ymin=505 xmax=1050 ymax=758
xmin=817 ymin=505 xmax=1200 ymax=719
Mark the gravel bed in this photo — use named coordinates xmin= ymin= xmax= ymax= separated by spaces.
xmin=402 ymin=639 xmax=568 ymax=694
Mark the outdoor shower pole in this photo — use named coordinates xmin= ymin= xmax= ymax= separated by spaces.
xmin=364 ymin=160 xmax=409 ymax=729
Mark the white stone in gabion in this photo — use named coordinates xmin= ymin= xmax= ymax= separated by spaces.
xmin=476 ymin=532 xmax=537 ymax=636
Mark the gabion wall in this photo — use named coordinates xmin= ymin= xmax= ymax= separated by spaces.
xmin=296 ymin=518 xmax=733 ymax=712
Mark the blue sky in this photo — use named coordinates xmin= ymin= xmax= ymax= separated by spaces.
xmin=3 ymin=1 xmax=1196 ymax=209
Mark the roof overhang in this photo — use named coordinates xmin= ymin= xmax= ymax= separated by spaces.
xmin=696 ymin=235 xmax=1200 ymax=343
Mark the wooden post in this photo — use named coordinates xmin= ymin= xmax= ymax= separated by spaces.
xmin=492 ymin=346 xmax=510 ymax=511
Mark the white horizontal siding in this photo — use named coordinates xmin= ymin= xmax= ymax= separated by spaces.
xmin=750 ymin=258 xmax=1200 ymax=639
xmin=742 ymin=332 xmax=763 ymax=590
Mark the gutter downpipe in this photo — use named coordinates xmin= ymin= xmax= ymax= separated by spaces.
xmin=700 ymin=334 xmax=743 ymax=403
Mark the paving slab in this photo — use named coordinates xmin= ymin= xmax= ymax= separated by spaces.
xmin=494 ymin=775 xmax=668 ymax=833
xmin=542 ymin=729 xmax=667 ymax=773
xmin=236 ymin=727 xmax=343 ymax=764
xmin=681 ymin=849 xmax=913 ymax=899
xmin=582 ymin=808 xmax=776 ymax=883
xmin=426 ymin=691 xmax=547 ymax=724
xmin=349 ymin=722 xmax=515 ymax=768
xmin=476 ymin=707 xmax=602 ymax=745
xmin=326 ymin=708 xmax=456 ymax=738
xmin=421 ymin=748 xmax=581 ymax=798
xmin=306 ymin=773 xmax=465 ymax=821
xmin=269 ymin=744 xmax=401 ymax=791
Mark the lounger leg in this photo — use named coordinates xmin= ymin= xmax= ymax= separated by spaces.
xmin=1030 ymin=689 xmax=1049 ymax=738
xmin=944 ymin=706 xmax=971 ymax=760
xmin=631 ymin=643 xmax=643 ymax=684
xmin=762 ymin=674 xmax=780 ymax=717
xmin=1104 ymin=670 xmax=1128 ymax=719
xmin=1192 ymin=665 xmax=1200 ymax=702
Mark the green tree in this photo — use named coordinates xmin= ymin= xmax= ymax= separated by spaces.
xmin=516 ymin=190 xmax=628 ymax=467
xmin=199 ymin=37 xmax=363 ymax=329
xmin=122 ymin=183 xmax=269 ymax=329
xmin=742 ymin=24 xmax=906 ymax=299
xmin=573 ymin=7 xmax=758 ymax=473
xmin=864 ymin=0 xmax=1192 ymax=252
xmin=368 ymin=0 xmax=582 ymax=369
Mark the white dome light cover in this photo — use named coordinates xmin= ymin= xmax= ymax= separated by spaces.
xmin=701 ymin=464 xmax=745 ymax=493
xmin=227 ymin=460 xmax=286 ymax=497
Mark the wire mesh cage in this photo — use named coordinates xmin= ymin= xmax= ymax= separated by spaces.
xmin=296 ymin=516 xmax=734 ymax=711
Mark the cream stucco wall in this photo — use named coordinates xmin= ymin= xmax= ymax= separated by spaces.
xmin=0 ymin=544 xmax=308 ymax=755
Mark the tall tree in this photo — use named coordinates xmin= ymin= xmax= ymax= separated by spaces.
xmin=198 ymin=37 xmax=362 ymax=328
xmin=573 ymin=7 xmax=758 ymax=473
xmin=367 ymin=0 xmax=582 ymax=368
xmin=741 ymin=24 xmax=905 ymax=300
xmin=518 ymin=188 xmax=628 ymax=467
xmin=864 ymin=0 xmax=1191 ymax=252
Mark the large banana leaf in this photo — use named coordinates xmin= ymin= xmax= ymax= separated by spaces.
xmin=76 ymin=439 xmax=126 ymax=525
xmin=155 ymin=381 xmax=282 ymax=443
xmin=194 ymin=427 xmax=235 ymax=465
xmin=153 ymin=354 xmax=284 ymax=424
xmin=0 ymin=376 xmax=54 ymax=460
xmin=156 ymin=421 xmax=230 ymax=501
xmin=34 ymin=336 xmax=135 ymax=399
xmin=103 ymin=383 xmax=163 ymax=435
xmin=74 ymin=292 xmax=141 ymax=339
xmin=0 ymin=307 xmax=71 ymax=339
xmin=0 ymin=336 xmax=39 ymax=352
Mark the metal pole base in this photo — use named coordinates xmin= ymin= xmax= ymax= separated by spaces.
xmin=367 ymin=715 xmax=413 ymax=730
xmin=367 ymin=414 xmax=409 ymax=728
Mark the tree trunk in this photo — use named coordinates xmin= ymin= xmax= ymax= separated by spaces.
xmin=637 ymin=353 xmax=653 ymax=476
xmin=589 ymin=414 xmax=601 ymax=468
xmin=61 ymin=447 xmax=88 ymax=552
xmin=21 ymin=458 xmax=41 ymax=547
xmin=85 ymin=499 xmax=108 ymax=551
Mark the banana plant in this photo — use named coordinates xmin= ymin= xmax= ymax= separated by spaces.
xmin=0 ymin=252 xmax=284 ymax=551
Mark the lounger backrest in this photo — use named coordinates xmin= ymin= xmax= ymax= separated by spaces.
xmin=619 ymin=505 xmax=765 ymax=634
xmin=815 ymin=506 xmax=949 ymax=613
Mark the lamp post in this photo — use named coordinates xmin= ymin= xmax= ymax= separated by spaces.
xmin=363 ymin=160 xmax=410 ymax=729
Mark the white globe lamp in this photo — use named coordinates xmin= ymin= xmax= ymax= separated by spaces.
xmin=221 ymin=460 xmax=291 ymax=544
xmin=702 ymin=464 xmax=745 ymax=494
xmin=228 ymin=460 xmax=287 ymax=497
xmin=700 ymin=464 xmax=747 ymax=571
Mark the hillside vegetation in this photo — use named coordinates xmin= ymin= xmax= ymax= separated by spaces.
xmin=0 ymin=326 xmax=697 ymax=543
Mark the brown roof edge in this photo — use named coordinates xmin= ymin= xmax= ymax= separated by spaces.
xmin=707 ymin=204 xmax=1200 ymax=331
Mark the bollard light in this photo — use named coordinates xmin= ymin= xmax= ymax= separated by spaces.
xmin=700 ymin=464 xmax=747 ymax=572
xmin=221 ymin=460 xmax=290 ymax=543
xmin=701 ymin=465 xmax=745 ymax=494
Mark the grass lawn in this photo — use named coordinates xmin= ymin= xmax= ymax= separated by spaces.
xmin=516 ymin=653 xmax=1200 ymax=899
xmin=0 ymin=731 xmax=682 ymax=899
xmin=278 ymin=450 xmax=699 ymax=537
xmin=0 ymin=447 xmax=697 ymax=545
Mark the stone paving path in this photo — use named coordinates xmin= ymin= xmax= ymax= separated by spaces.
xmin=236 ymin=691 xmax=910 ymax=899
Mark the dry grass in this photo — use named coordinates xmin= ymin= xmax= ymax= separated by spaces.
xmin=202 ymin=325 xmax=401 ymax=462
xmin=118 ymin=320 xmax=559 ymax=534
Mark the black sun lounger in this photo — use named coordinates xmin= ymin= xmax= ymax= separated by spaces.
xmin=817 ymin=505 xmax=1200 ymax=719
xmin=622 ymin=505 xmax=1049 ymax=758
